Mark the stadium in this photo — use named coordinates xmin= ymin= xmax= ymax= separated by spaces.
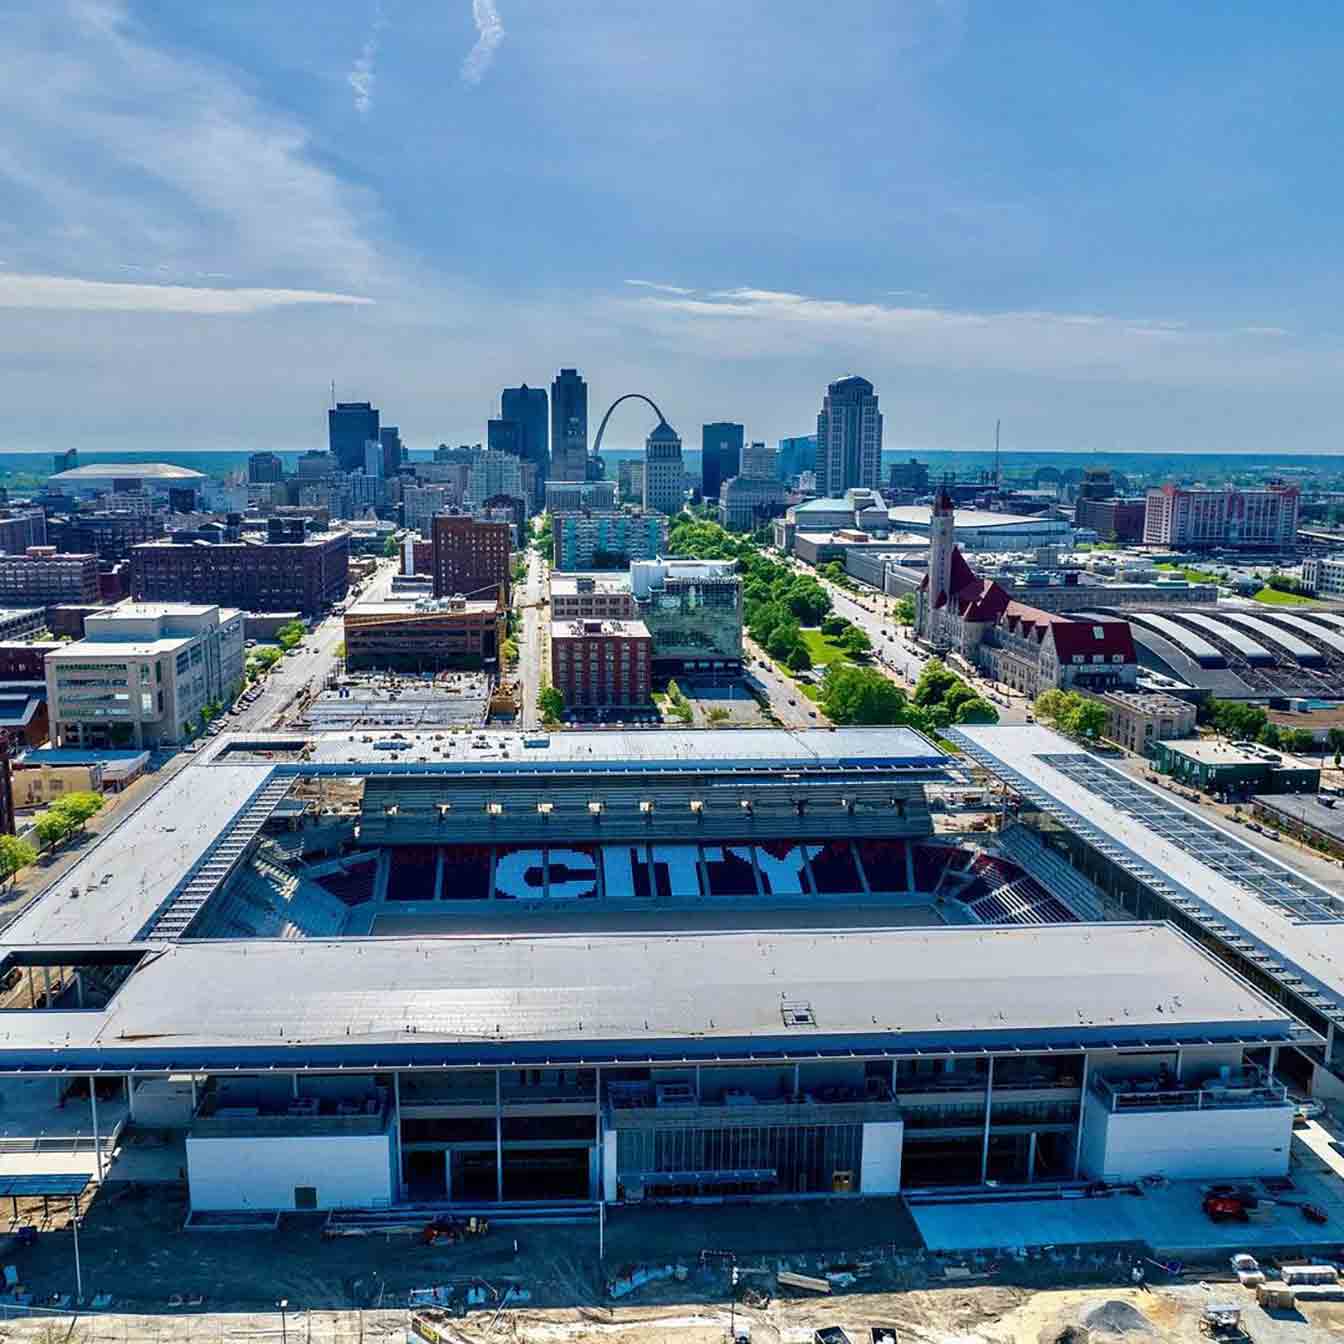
xmin=0 ymin=728 xmax=1320 ymax=1216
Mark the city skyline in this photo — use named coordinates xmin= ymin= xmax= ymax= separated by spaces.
xmin=3 ymin=3 xmax=1344 ymax=456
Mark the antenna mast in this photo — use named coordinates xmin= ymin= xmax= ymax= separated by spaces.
xmin=330 ymin=379 xmax=336 ymax=410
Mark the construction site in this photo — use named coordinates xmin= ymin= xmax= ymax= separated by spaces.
xmin=0 ymin=726 xmax=1342 ymax=1340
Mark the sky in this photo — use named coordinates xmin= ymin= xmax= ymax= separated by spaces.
xmin=1 ymin=1 xmax=1342 ymax=456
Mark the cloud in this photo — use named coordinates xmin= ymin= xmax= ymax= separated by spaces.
xmin=623 ymin=279 xmax=694 ymax=296
xmin=0 ymin=274 xmax=373 ymax=314
xmin=615 ymin=285 xmax=1317 ymax=382
xmin=0 ymin=1 xmax=385 ymax=291
xmin=349 ymin=3 xmax=388 ymax=117
xmin=462 ymin=0 xmax=505 ymax=85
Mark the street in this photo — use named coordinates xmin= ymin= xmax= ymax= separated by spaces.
xmin=517 ymin=546 xmax=547 ymax=730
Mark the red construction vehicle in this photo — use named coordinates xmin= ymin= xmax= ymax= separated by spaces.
xmin=1202 ymin=1189 xmax=1251 ymax=1223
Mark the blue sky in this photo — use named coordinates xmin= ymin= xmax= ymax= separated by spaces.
xmin=1 ymin=1 xmax=1341 ymax=455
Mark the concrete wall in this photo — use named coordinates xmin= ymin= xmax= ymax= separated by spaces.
xmin=186 ymin=1132 xmax=394 ymax=1210
xmin=1078 ymin=1093 xmax=1291 ymax=1183
xmin=602 ymin=1130 xmax=618 ymax=1201
xmin=860 ymin=1121 xmax=903 ymax=1194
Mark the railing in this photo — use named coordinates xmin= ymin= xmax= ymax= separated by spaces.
xmin=1093 ymin=1071 xmax=1288 ymax=1114
xmin=606 ymin=1095 xmax=903 ymax=1129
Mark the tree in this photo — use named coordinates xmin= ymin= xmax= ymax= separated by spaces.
xmin=275 ymin=620 xmax=305 ymax=652
xmin=822 ymin=560 xmax=846 ymax=584
xmin=820 ymin=614 xmax=849 ymax=639
xmin=913 ymin=658 xmax=958 ymax=708
xmin=1208 ymin=698 xmax=1268 ymax=741
xmin=893 ymin=593 xmax=916 ymax=626
xmin=785 ymin=580 xmax=831 ymax=625
xmin=1033 ymin=689 xmax=1072 ymax=728
xmin=705 ymin=706 xmax=730 ymax=724
xmin=1282 ymin=727 xmax=1317 ymax=755
xmin=840 ymin=626 xmax=872 ymax=658
xmin=537 ymin=686 xmax=564 ymax=722
xmin=53 ymin=791 xmax=104 ymax=833
xmin=766 ymin=622 xmax=803 ymax=662
xmin=1258 ymin=721 xmax=1283 ymax=749
xmin=382 ymin=533 xmax=400 ymax=558
xmin=785 ymin=645 xmax=812 ymax=672
xmin=34 ymin=810 xmax=74 ymax=853
xmin=820 ymin=664 xmax=908 ymax=725
xmin=952 ymin=695 xmax=999 ymax=725
xmin=1070 ymin=699 xmax=1109 ymax=739
xmin=0 ymin=834 xmax=35 ymax=885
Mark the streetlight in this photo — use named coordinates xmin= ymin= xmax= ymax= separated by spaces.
xmin=278 ymin=1299 xmax=289 ymax=1344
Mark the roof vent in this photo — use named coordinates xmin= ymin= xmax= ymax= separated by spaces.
xmin=781 ymin=998 xmax=816 ymax=1028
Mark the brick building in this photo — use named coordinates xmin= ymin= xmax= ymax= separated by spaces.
xmin=0 ymin=509 xmax=47 ymax=554
xmin=550 ymin=618 xmax=652 ymax=708
xmin=46 ymin=510 xmax=165 ymax=564
xmin=431 ymin=515 xmax=511 ymax=602
xmin=0 ymin=547 xmax=99 ymax=605
xmin=131 ymin=520 xmax=350 ymax=614
xmin=343 ymin=596 xmax=503 ymax=672
xmin=1074 ymin=496 xmax=1147 ymax=543
xmin=0 ymin=642 xmax=61 ymax=681
xmin=549 ymin=574 xmax=637 ymax=623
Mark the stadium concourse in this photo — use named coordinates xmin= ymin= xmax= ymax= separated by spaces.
xmin=0 ymin=727 xmax=1314 ymax=1216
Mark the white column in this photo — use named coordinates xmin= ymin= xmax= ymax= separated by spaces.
xmin=392 ymin=1072 xmax=403 ymax=1203
xmin=495 ymin=1070 xmax=504 ymax=1203
xmin=1072 ymin=1054 xmax=1090 ymax=1180
xmin=89 ymin=1078 xmax=103 ymax=1183
xmin=979 ymin=1058 xmax=994 ymax=1184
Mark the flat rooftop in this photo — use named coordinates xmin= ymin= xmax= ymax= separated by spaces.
xmin=887 ymin=506 xmax=1066 ymax=529
xmin=951 ymin=723 xmax=1344 ymax=1031
xmin=551 ymin=619 xmax=651 ymax=638
xmin=1162 ymin=739 xmax=1317 ymax=769
xmin=0 ymin=923 xmax=1302 ymax=1068
xmin=346 ymin=598 xmax=498 ymax=616
xmin=1253 ymin=793 xmax=1344 ymax=843
xmin=549 ymin=573 xmax=632 ymax=594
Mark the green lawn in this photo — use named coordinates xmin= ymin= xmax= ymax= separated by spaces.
xmin=1253 ymin=586 xmax=1317 ymax=606
xmin=799 ymin=628 xmax=855 ymax=668
xmin=1155 ymin=562 xmax=1220 ymax=584
xmin=798 ymin=682 xmax=822 ymax=702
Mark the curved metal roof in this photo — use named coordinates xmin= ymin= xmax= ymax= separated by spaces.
xmin=1124 ymin=612 xmax=1225 ymax=666
xmin=1168 ymin=611 xmax=1275 ymax=664
xmin=1216 ymin=612 xmax=1324 ymax=665
xmin=1248 ymin=610 xmax=1344 ymax=659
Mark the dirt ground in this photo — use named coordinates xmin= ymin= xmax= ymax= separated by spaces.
xmin=3 ymin=1189 xmax=1344 ymax=1339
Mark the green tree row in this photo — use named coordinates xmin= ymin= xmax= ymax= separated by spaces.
xmin=1033 ymin=689 xmax=1109 ymax=741
xmin=32 ymin=790 xmax=105 ymax=854
xmin=819 ymin=657 xmax=998 ymax=730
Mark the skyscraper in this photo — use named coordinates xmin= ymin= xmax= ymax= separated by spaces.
xmin=776 ymin=435 xmax=817 ymax=483
xmin=741 ymin=441 xmax=776 ymax=480
xmin=815 ymin=377 xmax=882 ymax=497
xmin=642 ymin=421 xmax=685 ymax=516
xmin=550 ymin=369 xmax=588 ymax=483
xmin=247 ymin=452 xmax=284 ymax=484
xmin=328 ymin=401 xmax=380 ymax=474
xmin=379 ymin=426 xmax=404 ymax=477
xmin=501 ymin=384 xmax=549 ymax=500
xmin=701 ymin=422 xmax=743 ymax=501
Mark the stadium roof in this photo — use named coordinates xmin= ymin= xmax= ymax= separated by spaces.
xmin=951 ymin=724 xmax=1344 ymax=1032
xmin=0 ymin=923 xmax=1305 ymax=1070
xmin=49 ymin=463 xmax=206 ymax=484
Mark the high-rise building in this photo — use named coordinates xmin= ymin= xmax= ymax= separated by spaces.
xmin=464 ymin=448 xmax=525 ymax=511
xmin=328 ymin=401 xmax=380 ymax=474
xmin=431 ymin=515 xmax=511 ymax=602
xmin=701 ymin=423 xmax=743 ymax=501
xmin=550 ymin=369 xmax=588 ymax=482
xmin=816 ymin=377 xmax=882 ymax=497
xmin=501 ymin=384 xmax=549 ymax=499
xmin=379 ymin=426 xmax=404 ymax=477
xmin=741 ymin=441 xmax=776 ymax=480
xmin=777 ymin=435 xmax=817 ymax=483
xmin=247 ymin=452 xmax=285 ymax=484
xmin=887 ymin=458 xmax=929 ymax=493
xmin=1143 ymin=482 xmax=1300 ymax=549
xmin=642 ymin=421 xmax=685 ymax=516
xmin=487 ymin=419 xmax=520 ymax=456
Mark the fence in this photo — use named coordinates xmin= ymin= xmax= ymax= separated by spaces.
xmin=0 ymin=1308 xmax=411 ymax=1344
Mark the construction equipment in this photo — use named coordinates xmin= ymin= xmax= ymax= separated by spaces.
xmin=1202 ymin=1187 xmax=1251 ymax=1222
xmin=420 ymin=1215 xmax=489 ymax=1246
xmin=1199 ymin=1302 xmax=1245 ymax=1339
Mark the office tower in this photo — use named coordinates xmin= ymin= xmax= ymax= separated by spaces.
xmin=247 ymin=452 xmax=285 ymax=484
xmin=502 ymin=384 xmax=549 ymax=497
xmin=701 ymin=423 xmax=743 ymax=501
xmin=642 ymin=421 xmax=685 ymax=516
xmin=777 ymin=435 xmax=817 ymax=483
xmin=487 ymin=418 xmax=520 ymax=456
xmin=815 ymin=377 xmax=881 ymax=497
xmin=328 ymin=401 xmax=380 ymax=474
xmin=379 ymin=426 xmax=404 ymax=477
xmin=465 ymin=447 xmax=525 ymax=510
xmin=362 ymin=441 xmax=384 ymax=479
xmin=550 ymin=369 xmax=588 ymax=482
xmin=741 ymin=441 xmax=776 ymax=479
